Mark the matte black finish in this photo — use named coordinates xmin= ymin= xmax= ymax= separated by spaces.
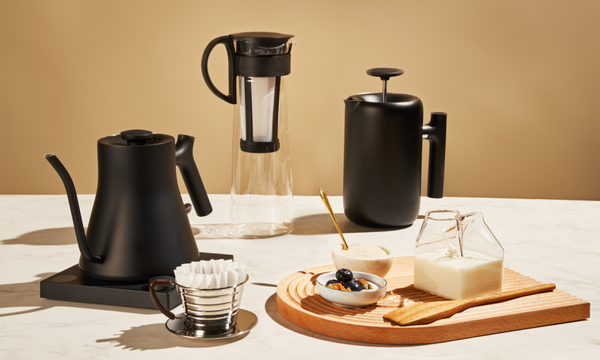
xmin=366 ymin=68 xmax=404 ymax=80
xmin=45 ymin=131 xmax=212 ymax=283
xmin=343 ymin=78 xmax=447 ymax=228
xmin=120 ymin=129 xmax=153 ymax=145
xmin=237 ymin=54 xmax=291 ymax=77
xmin=39 ymin=253 xmax=234 ymax=309
xmin=201 ymin=32 xmax=294 ymax=154
xmin=44 ymin=154 xmax=102 ymax=264
xmin=200 ymin=32 xmax=293 ymax=105
xmin=175 ymin=135 xmax=213 ymax=216
xmin=238 ymin=76 xmax=282 ymax=153
xmin=230 ymin=31 xmax=294 ymax=55
xmin=423 ymin=112 xmax=447 ymax=198
xmin=201 ymin=35 xmax=237 ymax=104
xmin=39 ymin=265 xmax=180 ymax=309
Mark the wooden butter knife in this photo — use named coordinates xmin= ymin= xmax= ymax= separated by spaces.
xmin=384 ymin=283 xmax=556 ymax=326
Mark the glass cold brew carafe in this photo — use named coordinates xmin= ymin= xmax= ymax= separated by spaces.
xmin=202 ymin=32 xmax=294 ymax=238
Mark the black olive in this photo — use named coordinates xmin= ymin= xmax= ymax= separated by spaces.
xmin=346 ymin=279 xmax=363 ymax=291
xmin=325 ymin=279 xmax=341 ymax=287
xmin=336 ymin=268 xmax=353 ymax=283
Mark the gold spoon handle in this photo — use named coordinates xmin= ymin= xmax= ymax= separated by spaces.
xmin=319 ymin=188 xmax=349 ymax=250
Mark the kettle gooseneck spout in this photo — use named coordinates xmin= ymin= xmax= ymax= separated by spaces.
xmin=44 ymin=154 xmax=102 ymax=263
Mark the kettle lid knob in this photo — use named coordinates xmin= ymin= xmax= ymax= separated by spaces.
xmin=120 ymin=129 xmax=153 ymax=146
xmin=366 ymin=68 xmax=403 ymax=81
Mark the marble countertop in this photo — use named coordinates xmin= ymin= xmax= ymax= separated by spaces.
xmin=0 ymin=194 xmax=598 ymax=359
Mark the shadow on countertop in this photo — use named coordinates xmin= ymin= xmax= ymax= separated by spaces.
xmin=1 ymin=227 xmax=77 ymax=246
xmin=291 ymin=213 xmax=420 ymax=235
xmin=96 ymin=323 xmax=248 ymax=350
xmin=0 ymin=273 xmax=157 ymax=318
xmin=2 ymin=226 xmax=203 ymax=245
xmin=0 ymin=274 xmax=237 ymax=350
xmin=192 ymin=213 xmax=416 ymax=239
xmin=1 ymin=214 xmax=415 ymax=245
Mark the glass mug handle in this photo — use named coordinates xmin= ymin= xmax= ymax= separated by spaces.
xmin=149 ymin=279 xmax=176 ymax=320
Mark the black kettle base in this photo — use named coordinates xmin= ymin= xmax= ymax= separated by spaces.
xmin=40 ymin=252 xmax=234 ymax=310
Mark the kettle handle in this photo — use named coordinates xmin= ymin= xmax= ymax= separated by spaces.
xmin=149 ymin=279 xmax=176 ymax=320
xmin=175 ymin=135 xmax=213 ymax=217
xmin=201 ymin=35 xmax=237 ymax=104
xmin=423 ymin=112 xmax=447 ymax=198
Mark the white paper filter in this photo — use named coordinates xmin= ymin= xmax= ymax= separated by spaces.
xmin=174 ymin=260 xmax=247 ymax=289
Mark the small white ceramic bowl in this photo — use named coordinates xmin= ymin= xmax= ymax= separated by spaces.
xmin=331 ymin=244 xmax=394 ymax=277
xmin=316 ymin=271 xmax=387 ymax=308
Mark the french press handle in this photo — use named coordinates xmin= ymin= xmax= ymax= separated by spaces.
xmin=423 ymin=112 xmax=447 ymax=199
xmin=201 ymin=35 xmax=237 ymax=104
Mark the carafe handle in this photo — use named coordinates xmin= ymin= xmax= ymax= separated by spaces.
xmin=423 ymin=112 xmax=447 ymax=198
xmin=201 ymin=35 xmax=237 ymax=104
xmin=149 ymin=279 xmax=176 ymax=320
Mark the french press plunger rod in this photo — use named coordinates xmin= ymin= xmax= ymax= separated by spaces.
xmin=366 ymin=67 xmax=404 ymax=102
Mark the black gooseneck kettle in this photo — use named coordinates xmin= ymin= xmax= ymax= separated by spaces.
xmin=343 ymin=68 xmax=447 ymax=228
xmin=45 ymin=130 xmax=212 ymax=283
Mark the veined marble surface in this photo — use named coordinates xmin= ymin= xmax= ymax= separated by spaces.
xmin=0 ymin=194 xmax=598 ymax=359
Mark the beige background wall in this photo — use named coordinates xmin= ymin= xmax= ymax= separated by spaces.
xmin=1 ymin=0 xmax=599 ymax=200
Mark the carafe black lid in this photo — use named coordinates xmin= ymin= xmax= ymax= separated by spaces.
xmin=231 ymin=32 xmax=294 ymax=56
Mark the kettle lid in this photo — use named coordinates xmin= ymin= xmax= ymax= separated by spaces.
xmin=99 ymin=130 xmax=173 ymax=147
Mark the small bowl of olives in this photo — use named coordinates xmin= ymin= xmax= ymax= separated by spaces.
xmin=316 ymin=268 xmax=387 ymax=308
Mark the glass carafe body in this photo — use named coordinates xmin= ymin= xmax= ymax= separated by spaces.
xmin=230 ymin=76 xmax=293 ymax=238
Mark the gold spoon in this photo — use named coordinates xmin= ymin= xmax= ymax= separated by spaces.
xmin=319 ymin=188 xmax=349 ymax=250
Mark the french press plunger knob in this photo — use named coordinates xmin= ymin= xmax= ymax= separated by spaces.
xmin=366 ymin=68 xmax=404 ymax=103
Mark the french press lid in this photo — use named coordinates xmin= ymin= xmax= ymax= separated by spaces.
xmin=347 ymin=67 xmax=421 ymax=104
xmin=366 ymin=68 xmax=403 ymax=103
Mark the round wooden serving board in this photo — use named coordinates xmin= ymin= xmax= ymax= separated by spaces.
xmin=276 ymin=256 xmax=590 ymax=344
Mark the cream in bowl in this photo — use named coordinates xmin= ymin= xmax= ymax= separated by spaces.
xmin=331 ymin=243 xmax=394 ymax=277
xmin=316 ymin=270 xmax=387 ymax=308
